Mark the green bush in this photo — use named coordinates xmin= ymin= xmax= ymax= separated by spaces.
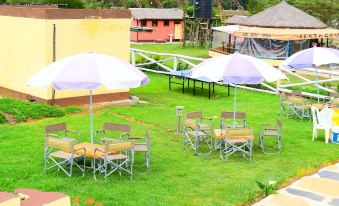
xmin=0 ymin=112 xmax=7 ymax=124
xmin=0 ymin=98 xmax=65 ymax=122
xmin=256 ymin=180 xmax=277 ymax=197
xmin=63 ymin=106 xmax=84 ymax=114
xmin=40 ymin=0 xmax=84 ymax=8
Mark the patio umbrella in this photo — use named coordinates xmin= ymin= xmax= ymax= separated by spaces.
xmin=281 ymin=47 xmax=339 ymax=103
xmin=28 ymin=52 xmax=149 ymax=143
xmin=190 ymin=53 xmax=287 ymax=127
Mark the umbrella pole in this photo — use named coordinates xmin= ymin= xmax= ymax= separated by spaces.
xmin=233 ymin=84 xmax=237 ymax=128
xmin=316 ymin=66 xmax=320 ymax=103
xmin=90 ymin=90 xmax=93 ymax=144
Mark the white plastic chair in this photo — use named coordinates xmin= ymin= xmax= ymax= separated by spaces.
xmin=311 ymin=106 xmax=332 ymax=143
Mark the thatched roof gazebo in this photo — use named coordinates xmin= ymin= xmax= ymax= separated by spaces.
xmin=210 ymin=1 xmax=339 ymax=62
xmin=240 ymin=1 xmax=326 ymax=29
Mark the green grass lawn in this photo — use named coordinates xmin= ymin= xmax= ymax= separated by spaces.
xmin=131 ymin=43 xmax=209 ymax=59
xmin=0 ymin=72 xmax=338 ymax=206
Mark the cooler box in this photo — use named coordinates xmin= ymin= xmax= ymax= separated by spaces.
xmin=332 ymin=126 xmax=339 ymax=144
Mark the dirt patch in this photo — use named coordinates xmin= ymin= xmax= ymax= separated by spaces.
xmin=3 ymin=113 xmax=16 ymax=124
xmin=111 ymin=111 xmax=176 ymax=134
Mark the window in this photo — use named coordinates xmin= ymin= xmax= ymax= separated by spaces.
xmin=141 ymin=20 xmax=147 ymax=27
xmin=152 ymin=20 xmax=158 ymax=27
xmin=164 ymin=20 xmax=170 ymax=27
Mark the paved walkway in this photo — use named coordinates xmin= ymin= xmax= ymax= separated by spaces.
xmin=253 ymin=163 xmax=339 ymax=206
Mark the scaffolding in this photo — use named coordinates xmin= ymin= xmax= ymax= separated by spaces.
xmin=183 ymin=18 xmax=213 ymax=47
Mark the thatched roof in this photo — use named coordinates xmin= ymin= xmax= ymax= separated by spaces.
xmin=129 ymin=8 xmax=183 ymax=20
xmin=224 ymin=15 xmax=247 ymax=25
xmin=240 ymin=1 xmax=327 ymax=29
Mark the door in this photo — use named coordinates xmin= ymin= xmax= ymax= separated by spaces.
xmin=174 ymin=22 xmax=182 ymax=40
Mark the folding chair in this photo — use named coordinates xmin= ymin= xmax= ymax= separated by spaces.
xmin=216 ymin=111 xmax=246 ymax=149
xmin=45 ymin=122 xmax=80 ymax=142
xmin=183 ymin=119 xmax=213 ymax=155
xmin=259 ymin=121 xmax=282 ymax=154
xmin=93 ymin=141 xmax=134 ymax=181
xmin=220 ymin=128 xmax=254 ymax=162
xmin=185 ymin=111 xmax=214 ymax=132
xmin=287 ymin=96 xmax=311 ymax=120
xmin=44 ymin=137 xmax=86 ymax=177
xmin=95 ymin=123 xmax=131 ymax=143
xmin=127 ymin=130 xmax=150 ymax=173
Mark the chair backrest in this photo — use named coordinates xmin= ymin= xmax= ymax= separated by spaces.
xmin=105 ymin=141 xmax=134 ymax=153
xmin=288 ymin=96 xmax=303 ymax=104
xmin=186 ymin=111 xmax=202 ymax=119
xmin=45 ymin=137 xmax=75 ymax=151
xmin=184 ymin=119 xmax=200 ymax=130
xmin=103 ymin=123 xmax=131 ymax=134
xmin=318 ymin=108 xmax=332 ymax=127
xmin=291 ymin=90 xmax=302 ymax=97
xmin=221 ymin=112 xmax=246 ymax=128
xmin=331 ymin=99 xmax=339 ymax=108
xmin=224 ymin=128 xmax=253 ymax=139
xmin=280 ymin=92 xmax=288 ymax=98
xmin=221 ymin=111 xmax=246 ymax=119
xmin=330 ymin=92 xmax=339 ymax=99
xmin=45 ymin=123 xmax=66 ymax=135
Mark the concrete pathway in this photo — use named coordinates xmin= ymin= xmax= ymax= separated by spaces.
xmin=253 ymin=163 xmax=339 ymax=206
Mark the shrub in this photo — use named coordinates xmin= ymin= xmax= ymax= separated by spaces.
xmin=0 ymin=98 xmax=65 ymax=122
xmin=256 ymin=180 xmax=277 ymax=197
xmin=40 ymin=0 xmax=84 ymax=8
xmin=0 ymin=112 xmax=7 ymax=124
xmin=63 ymin=106 xmax=84 ymax=114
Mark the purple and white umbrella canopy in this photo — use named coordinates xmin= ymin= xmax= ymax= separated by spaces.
xmin=191 ymin=53 xmax=286 ymax=84
xmin=281 ymin=47 xmax=339 ymax=103
xmin=282 ymin=47 xmax=339 ymax=69
xmin=28 ymin=52 xmax=149 ymax=90
xmin=28 ymin=52 xmax=149 ymax=143
xmin=191 ymin=53 xmax=287 ymax=126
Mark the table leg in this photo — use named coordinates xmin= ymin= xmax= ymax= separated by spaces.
xmin=228 ymin=84 xmax=230 ymax=96
xmin=182 ymin=78 xmax=185 ymax=94
xmin=194 ymin=80 xmax=196 ymax=96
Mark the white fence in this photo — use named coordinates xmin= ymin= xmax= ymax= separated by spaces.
xmin=131 ymin=48 xmax=339 ymax=99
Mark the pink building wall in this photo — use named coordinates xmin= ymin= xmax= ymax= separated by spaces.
xmin=131 ymin=19 xmax=184 ymax=42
